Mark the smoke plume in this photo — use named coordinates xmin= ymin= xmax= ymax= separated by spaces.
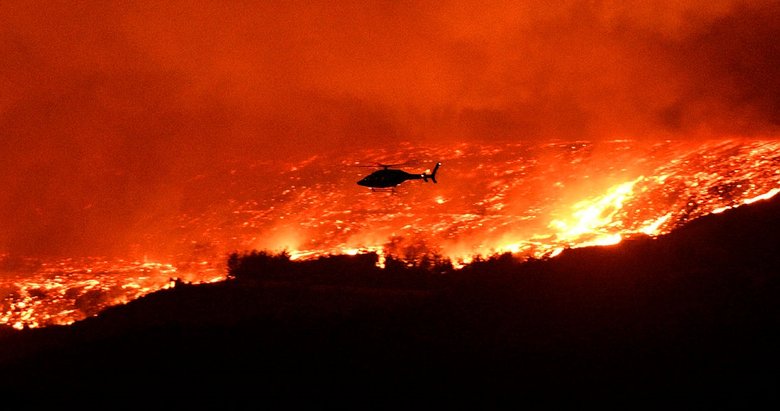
xmin=1 ymin=0 xmax=778 ymax=256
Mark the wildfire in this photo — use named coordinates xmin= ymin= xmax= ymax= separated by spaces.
xmin=0 ymin=258 xmax=223 ymax=329
xmin=2 ymin=139 xmax=780 ymax=328
xmin=549 ymin=178 xmax=640 ymax=248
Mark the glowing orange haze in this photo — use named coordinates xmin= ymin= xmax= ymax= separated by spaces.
xmin=2 ymin=139 xmax=780 ymax=329
xmin=1 ymin=2 xmax=780 ymax=327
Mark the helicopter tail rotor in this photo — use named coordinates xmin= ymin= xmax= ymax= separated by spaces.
xmin=422 ymin=162 xmax=441 ymax=183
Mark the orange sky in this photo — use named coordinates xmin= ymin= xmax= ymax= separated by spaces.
xmin=1 ymin=0 xmax=779 ymax=256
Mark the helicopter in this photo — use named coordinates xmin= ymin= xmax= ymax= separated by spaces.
xmin=356 ymin=162 xmax=441 ymax=191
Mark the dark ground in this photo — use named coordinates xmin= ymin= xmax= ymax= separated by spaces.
xmin=1 ymin=196 xmax=780 ymax=407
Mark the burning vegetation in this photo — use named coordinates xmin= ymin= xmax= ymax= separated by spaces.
xmin=2 ymin=183 xmax=779 ymax=402
xmin=1 ymin=139 xmax=779 ymax=329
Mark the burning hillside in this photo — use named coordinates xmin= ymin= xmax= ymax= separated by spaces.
xmin=2 ymin=138 xmax=780 ymax=328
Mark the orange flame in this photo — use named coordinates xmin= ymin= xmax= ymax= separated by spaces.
xmin=2 ymin=139 xmax=780 ymax=328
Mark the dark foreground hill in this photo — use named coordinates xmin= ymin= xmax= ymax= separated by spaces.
xmin=1 ymin=196 xmax=780 ymax=406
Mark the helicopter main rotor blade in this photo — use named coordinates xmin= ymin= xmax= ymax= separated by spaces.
xmin=349 ymin=160 xmax=422 ymax=168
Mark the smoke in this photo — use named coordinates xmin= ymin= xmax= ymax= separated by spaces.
xmin=1 ymin=0 xmax=778 ymax=256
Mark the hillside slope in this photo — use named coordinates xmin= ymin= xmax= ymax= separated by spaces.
xmin=1 ymin=195 xmax=779 ymax=406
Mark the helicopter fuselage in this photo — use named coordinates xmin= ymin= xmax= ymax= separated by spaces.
xmin=356 ymin=162 xmax=440 ymax=190
xmin=357 ymin=169 xmax=423 ymax=188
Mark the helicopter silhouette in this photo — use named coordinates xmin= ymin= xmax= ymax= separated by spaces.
xmin=356 ymin=162 xmax=441 ymax=191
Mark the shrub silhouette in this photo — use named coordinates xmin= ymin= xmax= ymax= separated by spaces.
xmin=227 ymin=249 xmax=459 ymax=289
xmin=227 ymin=249 xmax=293 ymax=280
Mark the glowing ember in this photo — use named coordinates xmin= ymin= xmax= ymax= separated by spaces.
xmin=0 ymin=258 xmax=223 ymax=329
xmin=2 ymin=139 xmax=780 ymax=328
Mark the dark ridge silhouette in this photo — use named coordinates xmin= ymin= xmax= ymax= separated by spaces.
xmin=1 ymin=196 xmax=780 ymax=406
